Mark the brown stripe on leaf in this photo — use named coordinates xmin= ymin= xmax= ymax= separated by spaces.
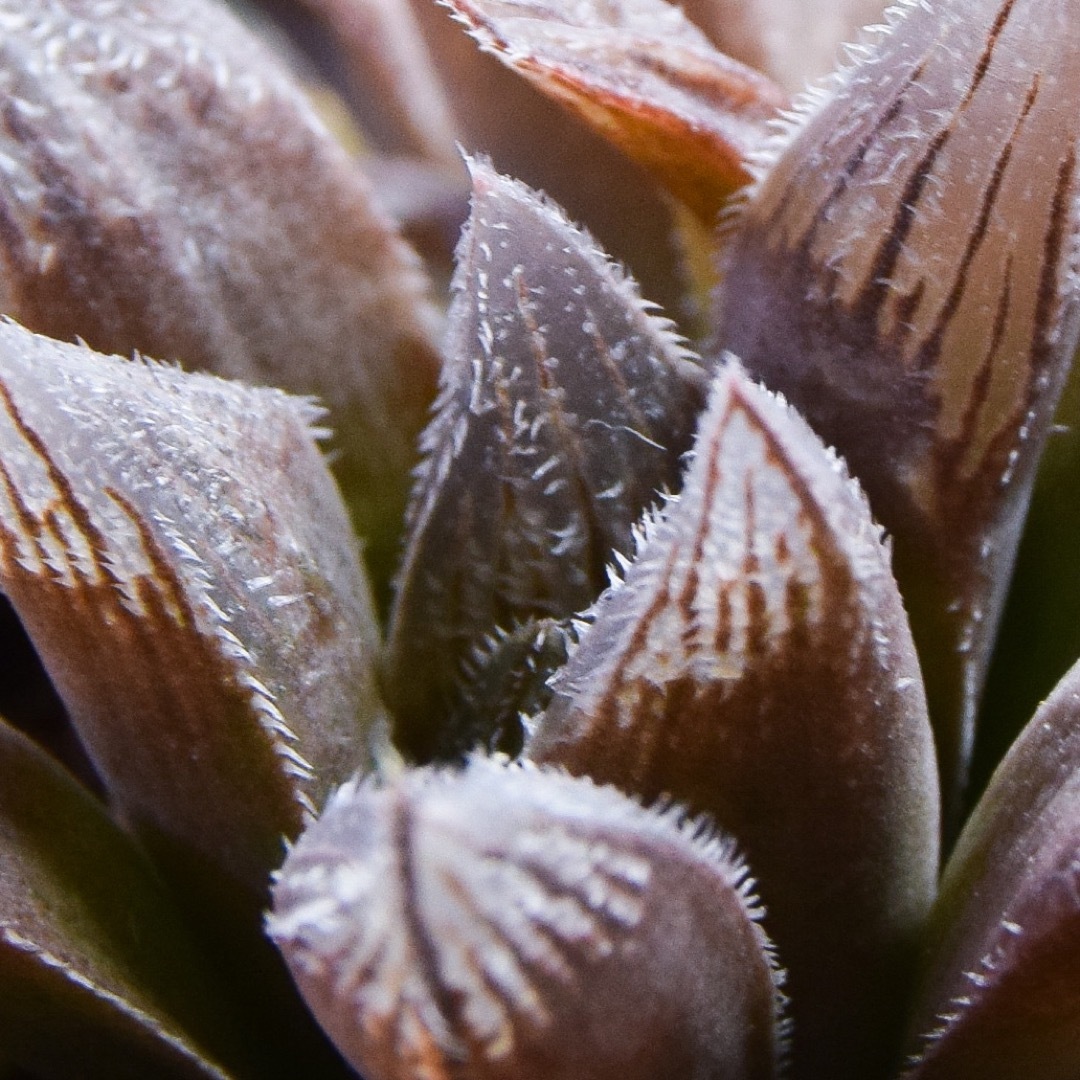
xmin=0 ymin=319 xmax=385 ymax=903
xmin=529 ymin=363 xmax=939 ymax=1079
xmin=384 ymin=160 xmax=707 ymax=761
xmin=713 ymin=0 xmax=1080 ymax=820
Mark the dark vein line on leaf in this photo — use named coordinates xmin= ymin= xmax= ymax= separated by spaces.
xmin=915 ymin=73 xmax=1040 ymax=375
xmin=0 ymin=379 xmax=119 ymax=589
xmin=856 ymin=0 xmax=1018 ymax=319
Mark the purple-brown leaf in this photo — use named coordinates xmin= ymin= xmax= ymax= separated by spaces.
xmin=269 ymin=757 xmax=786 ymax=1080
xmin=529 ymin=362 xmax=940 ymax=1079
xmin=0 ymin=0 xmax=443 ymax=591
xmin=444 ymin=0 xmax=788 ymax=223
xmin=712 ymin=0 xmax=1080 ymax=820
xmin=0 ymin=716 xmax=248 ymax=1079
xmin=0 ymin=319 xmax=384 ymax=903
xmin=903 ymin=657 xmax=1080 ymax=1079
xmin=385 ymin=160 xmax=707 ymax=760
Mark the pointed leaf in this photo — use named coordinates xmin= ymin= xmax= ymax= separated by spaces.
xmin=444 ymin=0 xmax=787 ymax=223
xmin=0 ymin=716 xmax=246 ymax=1080
xmin=430 ymin=617 xmax=575 ymax=760
xmin=0 ymin=320 xmax=384 ymax=902
xmin=904 ymin=657 xmax=1080 ymax=1079
xmin=270 ymin=757 xmax=786 ymax=1080
xmin=712 ymin=0 xmax=1080 ymax=820
xmin=385 ymin=161 xmax=707 ymax=759
xmin=0 ymin=0 xmax=443 ymax=592
xmin=529 ymin=363 xmax=940 ymax=1079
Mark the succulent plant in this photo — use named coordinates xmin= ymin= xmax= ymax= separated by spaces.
xmin=3 ymin=0 xmax=1080 ymax=1078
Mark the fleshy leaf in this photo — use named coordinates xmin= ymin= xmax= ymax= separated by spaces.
xmin=0 ymin=319 xmax=384 ymax=902
xmin=0 ymin=716 xmax=246 ymax=1079
xmin=529 ymin=362 xmax=940 ymax=1079
xmin=712 ymin=0 xmax=1080 ymax=821
xmin=400 ymin=0 xmax=693 ymax=318
xmin=444 ymin=0 xmax=788 ymax=223
xmin=976 ymin=357 xmax=1080 ymax=786
xmin=903 ymin=657 xmax=1080 ymax=1079
xmin=0 ymin=0 xmax=443 ymax=594
xmin=269 ymin=757 xmax=786 ymax=1080
xmin=384 ymin=160 xmax=708 ymax=760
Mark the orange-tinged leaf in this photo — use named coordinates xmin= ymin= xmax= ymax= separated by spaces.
xmin=444 ymin=0 xmax=788 ymax=223
xmin=403 ymin=0 xmax=697 ymax=319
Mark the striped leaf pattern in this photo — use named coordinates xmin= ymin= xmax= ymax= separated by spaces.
xmin=0 ymin=319 xmax=384 ymax=902
xmin=713 ymin=0 xmax=1080 ymax=816
xmin=529 ymin=363 xmax=939 ymax=1079
xmin=270 ymin=757 xmax=785 ymax=1080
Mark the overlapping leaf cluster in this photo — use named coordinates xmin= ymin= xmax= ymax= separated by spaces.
xmin=2 ymin=1 xmax=1080 ymax=1079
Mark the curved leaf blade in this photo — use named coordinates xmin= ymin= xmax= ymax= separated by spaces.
xmin=385 ymin=161 xmax=707 ymax=760
xmin=444 ymin=0 xmax=788 ymax=222
xmin=904 ymin=657 xmax=1080 ymax=1079
xmin=402 ymin=0 xmax=693 ymax=318
xmin=0 ymin=320 xmax=384 ymax=902
xmin=270 ymin=757 xmax=786 ymax=1080
xmin=0 ymin=716 xmax=246 ymax=1080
